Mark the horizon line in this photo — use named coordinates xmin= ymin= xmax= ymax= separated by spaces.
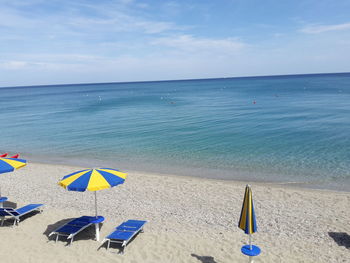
xmin=1 ymin=71 xmax=350 ymax=89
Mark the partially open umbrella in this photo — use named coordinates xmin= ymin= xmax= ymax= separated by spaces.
xmin=0 ymin=157 xmax=27 ymax=203
xmin=0 ymin=157 xmax=26 ymax=174
xmin=238 ymin=185 xmax=261 ymax=262
xmin=58 ymin=168 xmax=127 ymax=241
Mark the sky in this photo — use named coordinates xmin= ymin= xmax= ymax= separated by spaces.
xmin=1 ymin=0 xmax=350 ymax=87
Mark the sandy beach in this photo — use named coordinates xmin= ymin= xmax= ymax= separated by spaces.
xmin=0 ymin=162 xmax=349 ymax=262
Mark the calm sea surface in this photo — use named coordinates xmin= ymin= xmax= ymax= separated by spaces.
xmin=1 ymin=73 xmax=349 ymax=191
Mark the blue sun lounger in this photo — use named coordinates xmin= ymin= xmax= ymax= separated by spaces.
xmin=49 ymin=216 xmax=104 ymax=245
xmin=0 ymin=204 xmax=44 ymax=226
xmin=102 ymin=220 xmax=147 ymax=254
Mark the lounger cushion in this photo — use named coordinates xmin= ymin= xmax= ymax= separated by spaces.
xmin=55 ymin=225 xmax=84 ymax=235
xmin=69 ymin=216 xmax=96 ymax=226
xmin=107 ymin=230 xmax=135 ymax=241
xmin=115 ymin=220 xmax=146 ymax=230
xmin=16 ymin=204 xmax=43 ymax=215
xmin=117 ymin=225 xmax=139 ymax=231
xmin=52 ymin=216 xmax=103 ymax=237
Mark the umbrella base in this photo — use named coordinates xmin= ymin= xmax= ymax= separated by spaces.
xmin=241 ymin=245 xmax=261 ymax=256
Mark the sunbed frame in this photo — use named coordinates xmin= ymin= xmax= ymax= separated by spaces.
xmin=0 ymin=204 xmax=44 ymax=226
xmin=49 ymin=216 xmax=104 ymax=245
xmin=102 ymin=220 xmax=147 ymax=254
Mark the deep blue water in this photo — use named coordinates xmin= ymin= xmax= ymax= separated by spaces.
xmin=1 ymin=73 xmax=350 ymax=190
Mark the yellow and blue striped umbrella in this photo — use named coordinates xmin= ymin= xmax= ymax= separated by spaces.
xmin=59 ymin=168 xmax=127 ymax=192
xmin=58 ymin=168 xmax=127 ymax=219
xmin=238 ymin=185 xmax=257 ymax=234
xmin=0 ymin=157 xmax=27 ymax=174
xmin=238 ymin=185 xmax=261 ymax=260
xmin=0 ymin=157 xmax=27 ymax=198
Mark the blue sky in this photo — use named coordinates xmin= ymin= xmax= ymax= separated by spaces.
xmin=1 ymin=0 xmax=350 ymax=87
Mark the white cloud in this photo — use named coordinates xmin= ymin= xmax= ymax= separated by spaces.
xmin=300 ymin=22 xmax=350 ymax=34
xmin=151 ymin=35 xmax=245 ymax=53
xmin=0 ymin=55 xmax=96 ymax=71
xmin=0 ymin=2 xmax=179 ymax=38
xmin=0 ymin=61 xmax=29 ymax=70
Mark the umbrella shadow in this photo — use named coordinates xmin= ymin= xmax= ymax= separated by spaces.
xmin=191 ymin=254 xmax=218 ymax=263
xmin=2 ymin=201 xmax=17 ymax=208
xmin=43 ymin=218 xmax=75 ymax=238
xmin=328 ymin=232 xmax=350 ymax=249
xmin=44 ymin=218 xmax=104 ymax=245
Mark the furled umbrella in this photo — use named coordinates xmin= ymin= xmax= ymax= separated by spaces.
xmin=58 ymin=168 xmax=127 ymax=241
xmin=0 ymin=157 xmax=27 ymax=206
xmin=238 ymin=185 xmax=261 ymax=262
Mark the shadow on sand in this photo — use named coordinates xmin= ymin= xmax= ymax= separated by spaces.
xmin=43 ymin=218 xmax=103 ymax=246
xmin=328 ymin=232 xmax=350 ymax=249
xmin=2 ymin=201 xmax=17 ymax=209
xmin=191 ymin=254 xmax=218 ymax=263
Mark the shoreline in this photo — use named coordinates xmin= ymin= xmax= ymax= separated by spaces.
xmin=0 ymin=162 xmax=349 ymax=262
xmin=29 ymin=158 xmax=350 ymax=193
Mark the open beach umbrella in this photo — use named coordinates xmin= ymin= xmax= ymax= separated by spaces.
xmin=0 ymin=157 xmax=26 ymax=174
xmin=58 ymin=168 xmax=127 ymax=240
xmin=0 ymin=157 xmax=27 ymax=198
xmin=238 ymin=185 xmax=260 ymax=262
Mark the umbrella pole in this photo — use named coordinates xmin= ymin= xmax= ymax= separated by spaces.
xmin=94 ymin=191 xmax=98 ymax=218
xmin=249 ymin=234 xmax=253 ymax=263
xmin=249 ymin=234 xmax=252 ymax=250
xmin=94 ymin=191 xmax=100 ymax=242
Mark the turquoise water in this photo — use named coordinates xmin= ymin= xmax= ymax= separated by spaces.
xmin=1 ymin=73 xmax=350 ymax=190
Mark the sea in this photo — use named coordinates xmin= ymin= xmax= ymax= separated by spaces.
xmin=1 ymin=73 xmax=349 ymax=191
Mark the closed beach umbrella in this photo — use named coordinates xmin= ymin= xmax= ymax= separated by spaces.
xmin=0 ymin=157 xmax=27 ymax=199
xmin=58 ymin=168 xmax=127 ymax=240
xmin=238 ymin=185 xmax=260 ymax=262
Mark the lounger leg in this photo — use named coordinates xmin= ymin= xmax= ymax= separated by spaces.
xmin=95 ymin=223 xmax=100 ymax=241
xmin=0 ymin=217 xmax=4 ymax=226
xmin=70 ymin=237 xmax=74 ymax=246
xmin=107 ymin=239 xmax=110 ymax=250
xmin=56 ymin=234 xmax=59 ymax=243
xmin=120 ymin=245 xmax=125 ymax=255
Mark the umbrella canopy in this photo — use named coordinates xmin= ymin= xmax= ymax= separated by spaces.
xmin=0 ymin=157 xmax=27 ymax=174
xmin=59 ymin=168 xmax=127 ymax=192
xmin=238 ymin=185 xmax=257 ymax=235
xmin=0 ymin=157 xmax=27 ymax=198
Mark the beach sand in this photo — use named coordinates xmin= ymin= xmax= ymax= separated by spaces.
xmin=0 ymin=162 xmax=349 ymax=262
